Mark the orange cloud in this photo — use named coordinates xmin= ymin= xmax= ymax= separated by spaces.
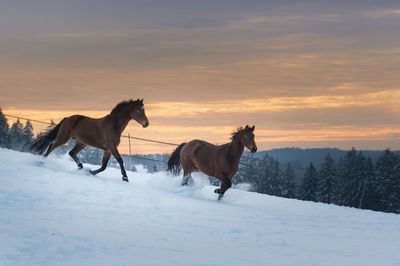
xmin=147 ymin=90 xmax=400 ymax=117
xmin=4 ymin=103 xmax=400 ymax=154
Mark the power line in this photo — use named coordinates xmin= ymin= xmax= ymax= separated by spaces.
xmin=4 ymin=114 xmax=179 ymax=146
xmin=4 ymin=114 xmax=53 ymax=125
xmin=122 ymin=135 xmax=178 ymax=146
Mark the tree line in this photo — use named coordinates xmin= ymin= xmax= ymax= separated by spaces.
xmin=0 ymin=108 xmax=34 ymax=152
xmin=1 ymin=107 xmax=399 ymax=214
xmin=236 ymin=148 xmax=400 ymax=214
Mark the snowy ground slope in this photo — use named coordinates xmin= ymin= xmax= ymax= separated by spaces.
xmin=0 ymin=149 xmax=399 ymax=266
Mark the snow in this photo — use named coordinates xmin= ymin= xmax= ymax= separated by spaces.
xmin=0 ymin=148 xmax=399 ymax=266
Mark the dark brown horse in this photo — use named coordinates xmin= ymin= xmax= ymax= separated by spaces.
xmin=30 ymin=99 xmax=149 ymax=182
xmin=168 ymin=125 xmax=257 ymax=200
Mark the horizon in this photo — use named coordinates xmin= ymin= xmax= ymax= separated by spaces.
xmin=1 ymin=0 xmax=400 ymax=154
xmin=120 ymin=146 xmax=400 ymax=156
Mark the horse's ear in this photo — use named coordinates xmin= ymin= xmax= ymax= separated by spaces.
xmin=251 ymin=125 xmax=255 ymax=131
xmin=245 ymin=125 xmax=249 ymax=130
xmin=141 ymin=98 xmax=143 ymax=102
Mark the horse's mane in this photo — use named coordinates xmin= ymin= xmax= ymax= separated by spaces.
xmin=230 ymin=127 xmax=244 ymax=140
xmin=110 ymin=99 xmax=142 ymax=115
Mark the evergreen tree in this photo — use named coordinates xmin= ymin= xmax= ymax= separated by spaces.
xmin=318 ymin=153 xmax=337 ymax=204
xmin=300 ymin=163 xmax=319 ymax=202
xmin=341 ymin=148 xmax=365 ymax=207
xmin=281 ymin=163 xmax=296 ymax=198
xmin=376 ymin=149 xmax=400 ymax=213
xmin=256 ymin=156 xmax=282 ymax=196
xmin=235 ymin=154 xmax=259 ymax=188
xmin=269 ymin=159 xmax=283 ymax=197
xmin=244 ymin=153 xmax=285 ymax=197
xmin=0 ymin=107 xmax=9 ymax=148
xmin=21 ymin=120 xmax=34 ymax=152
xmin=360 ymin=157 xmax=379 ymax=211
xmin=340 ymin=148 xmax=368 ymax=208
xmin=9 ymin=119 xmax=25 ymax=151
xmin=333 ymin=157 xmax=346 ymax=205
xmin=254 ymin=154 xmax=274 ymax=194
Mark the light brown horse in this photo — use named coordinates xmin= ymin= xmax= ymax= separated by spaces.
xmin=30 ymin=99 xmax=149 ymax=182
xmin=168 ymin=125 xmax=257 ymax=200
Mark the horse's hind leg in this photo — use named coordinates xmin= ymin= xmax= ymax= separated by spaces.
xmin=182 ymin=160 xmax=194 ymax=186
xmin=69 ymin=141 xmax=86 ymax=169
xmin=181 ymin=164 xmax=195 ymax=186
xmin=182 ymin=172 xmax=192 ymax=186
xmin=90 ymin=151 xmax=111 ymax=175
xmin=44 ymin=143 xmax=53 ymax=157
xmin=180 ymin=149 xmax=195 ymax=186
xmin=44 ymin=123 xmax=71 ymax=157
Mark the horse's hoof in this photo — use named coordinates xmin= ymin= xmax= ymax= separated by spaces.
xmin=89 ymin=170 xmax=96 ymax=175
xmin=218 ymin=193 xmax=224 ymax=200
xmin=214 ymin=188 xmax=221 ymax=194
xmin=78 ymin=163 xmax=83 ymax=169
xmin=122 ymin=177 xmax=129 ymax=182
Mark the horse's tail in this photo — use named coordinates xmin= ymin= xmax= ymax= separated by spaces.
xmin=29 ymin=118 xmax=67 ymax=156
xmin=167 ymin=142 xmax=186 ymax=175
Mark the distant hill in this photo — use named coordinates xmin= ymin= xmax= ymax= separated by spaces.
xmin=250 ymin=147 xmax=400 ymax=169
xmin=124 ymin=148 xmax=400 ymax=172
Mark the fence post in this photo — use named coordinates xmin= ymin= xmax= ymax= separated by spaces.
xmin=128 ymin=133 xmax=132 ymax=171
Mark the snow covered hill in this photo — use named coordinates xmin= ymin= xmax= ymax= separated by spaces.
xmin=0 ymin=148 xmax=399 ymax=266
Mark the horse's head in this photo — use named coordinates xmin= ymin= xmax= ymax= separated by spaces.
xmin=240 ymin=125 xmax=257 ymax=153
xmin=131 ymin=98 xmax=149 ymax=128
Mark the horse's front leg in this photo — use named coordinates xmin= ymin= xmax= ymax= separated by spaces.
xmin=214 ymin=176 xmax=232 ymax=200
xmin=110 ymin=147 xmax=128 ymax=182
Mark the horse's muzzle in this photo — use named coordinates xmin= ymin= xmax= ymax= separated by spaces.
xmin=251 ymin=146 xmax=257 ymax=153
xmin=142 ymin=121 xmax=149 ymax=128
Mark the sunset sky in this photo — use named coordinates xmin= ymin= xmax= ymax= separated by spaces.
xmin=1 ymin=0 xmax=400 ymax=154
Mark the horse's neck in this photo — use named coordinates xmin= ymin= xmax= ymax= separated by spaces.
xmin=111 ymin=111 xmax=131 ymax=134
xmin=227 ymin=137 xmax=244 ymax=163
